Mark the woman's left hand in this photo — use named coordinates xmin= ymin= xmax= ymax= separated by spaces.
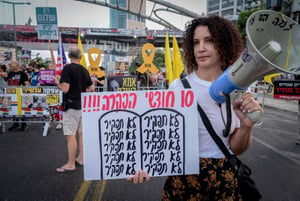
xmin=233 ymin=92 xmax=264 ymax=127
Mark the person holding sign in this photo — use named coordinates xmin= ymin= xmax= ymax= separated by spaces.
xmin=128 ymin=16 xmax=263 ymax=200
xmin=54 ymin=47 xmax=94 ymax=173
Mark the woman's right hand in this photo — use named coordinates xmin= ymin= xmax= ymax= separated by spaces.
xmin=126 ymin=170 xmax=150 ymax=184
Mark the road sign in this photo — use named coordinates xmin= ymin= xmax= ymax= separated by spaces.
xmin=36 ymin=7 xmax=58 ymax=40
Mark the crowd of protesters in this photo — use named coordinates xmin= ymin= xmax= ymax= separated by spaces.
xmin=0 ymin=46 xmax=62 ymax=132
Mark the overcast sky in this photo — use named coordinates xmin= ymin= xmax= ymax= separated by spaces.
xmin=0 ymin=0 xmax=207 ymax=30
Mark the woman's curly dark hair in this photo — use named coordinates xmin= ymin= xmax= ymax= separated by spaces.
xmin=182 ymin=15 xmax=243 ymax=74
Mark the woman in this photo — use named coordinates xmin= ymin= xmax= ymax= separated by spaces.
xmin=0 ymin=64 xmax=8 ymax=86
xmin=128 ymin=16 xmax=263 ymax=200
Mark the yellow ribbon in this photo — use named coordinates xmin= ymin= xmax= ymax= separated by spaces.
xmin=136 ymin=43 xmax=159 ymax=74
xmin=88 ymin=47 xmax=105 ymax=78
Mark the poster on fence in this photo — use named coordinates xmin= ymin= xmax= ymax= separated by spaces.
xmin=107 ymin=75 xmax=137 ymax=92
xmin=0 ymin=87 xmax=61 ymax=120
xmin=81 ymin=89 xmax=199 ymax=180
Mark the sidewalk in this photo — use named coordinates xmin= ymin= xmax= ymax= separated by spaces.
xmin=258 ymin=94 xmax=299 ymax=113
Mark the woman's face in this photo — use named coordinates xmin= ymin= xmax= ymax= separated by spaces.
xmin=193 ymin=26 xmax=221 ymax=70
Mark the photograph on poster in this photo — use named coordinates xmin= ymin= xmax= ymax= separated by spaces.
xmin=22 ymin=96 xmax=34 ymax=109
xmin=0 ymin=96 xmax=12 ymax=110
xmin=33 ymin=96 xmax=48 ymax=109
xmin=107 ymin=76 xmax=137 ymax=92
xmin=22 ymin=95 xmax=48 ymax=110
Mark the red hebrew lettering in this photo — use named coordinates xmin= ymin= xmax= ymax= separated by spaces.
xmin=166 ymin=91 xmax=175 ymax=107
xmin=148 ymin=92 xmax=156 ymax=108
xmin=154 ymin=91 xmax=162 ymax=107
xmin=97 ymin=95 xmax=100 ymax=111
xmin=115 ymin=93 xmax=122 ymax=110
xmin=128 ymin=93 xmax=137 ymax=108
xmin=181 ymin=90 xmax=194 ymax=108
xmin=102 ymin=95 xmax=110 ymax=111
xmin=109 ymin=94 xmax=116 ymax=110
xmin=83 ymin=96 xmax=87 ymax=112
xmin=122 ymin=93 xmax=129 ymax=108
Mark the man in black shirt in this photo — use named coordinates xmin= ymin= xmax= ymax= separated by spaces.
xmin=7 ymin=61 xmax=30 ymax=131
xmin=7 ymin=61 xmax=30 ymax=87
xmin=54 ymin=47 xmax=94 ymax=173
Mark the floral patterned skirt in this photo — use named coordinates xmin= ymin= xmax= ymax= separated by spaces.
xmin=162 ymin=158 xmax=242 ymax=201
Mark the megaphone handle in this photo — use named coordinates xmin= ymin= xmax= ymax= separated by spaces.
xmin=230 ymin=91 xmax=261 ymax=122
xmin=246 ymin=110 xmax=261 ymax=122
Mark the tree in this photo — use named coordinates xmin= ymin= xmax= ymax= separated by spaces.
xmin=30 ymin=56 xmax=49 ymax=69
xmin=237 ymin=7 xmax=262 ymax=43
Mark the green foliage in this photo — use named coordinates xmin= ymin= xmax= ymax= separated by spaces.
xmin=31 ymin=56 xmax=49 ymax=69
xmin=237 ymin=7 xmax=263 ymax=43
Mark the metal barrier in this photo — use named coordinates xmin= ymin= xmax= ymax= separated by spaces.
xmin=0 ymin=86 xmax=62 ymax=136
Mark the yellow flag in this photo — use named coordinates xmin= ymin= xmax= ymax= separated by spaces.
xmin=173 ymin=35 xmax=184 ymax=79
xmin=165 ymin=32 xmax=173 ymax=84
xmin=77 ymin=33 xmax=87 ymax=69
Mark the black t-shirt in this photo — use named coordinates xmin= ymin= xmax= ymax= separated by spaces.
xmin=7 ymin=71 xmax=29 ymax=86
xmin=96 ymin=76 xmax=105 ymax=92
xmin=60 ymin=63 xmax=93 ymax=111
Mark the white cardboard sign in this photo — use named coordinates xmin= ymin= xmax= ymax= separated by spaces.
xmin=81 ymin=89 xmax=199 ymax=180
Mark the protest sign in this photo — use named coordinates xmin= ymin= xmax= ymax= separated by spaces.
xmin=39 ymin=70 xmax=56 ymax=85
xmin=81 ymin=89 xmax=199 ymax=180
xmin=0 ymin=87 xmax=61 ymax=121
xmin=36 ymin=7 xmax=58 ymax=40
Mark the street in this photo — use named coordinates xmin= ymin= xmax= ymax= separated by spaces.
xmin=0 ymin=105 xmax=300 ymax=201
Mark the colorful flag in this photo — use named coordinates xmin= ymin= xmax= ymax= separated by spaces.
xmin=77 ymin=33 xmax=87 ymax=69
xmin=56 ymin=33 xmax=67 ymax=76
xmin=172 ymin=35 xmax=184 ymax=79
xmin=165 ymin=32 xmax=173 ymax=84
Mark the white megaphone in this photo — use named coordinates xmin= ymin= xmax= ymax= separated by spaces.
xmin=209 ymin=10 xmax=300 ymax=121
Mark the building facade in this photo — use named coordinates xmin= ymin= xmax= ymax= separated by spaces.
xmin=207 ymin=0 xmax=264 ymax=22
xmin=109 ymin=0 xmax=146 ymax=30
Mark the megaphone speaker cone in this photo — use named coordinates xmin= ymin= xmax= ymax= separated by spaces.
xmin=209 ymin=10 xmax=300 ymax=103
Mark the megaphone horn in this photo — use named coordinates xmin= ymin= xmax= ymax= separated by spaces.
xmin=209 ymin=10 xmax=300 ymax=121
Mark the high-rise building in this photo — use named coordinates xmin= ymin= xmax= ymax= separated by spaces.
xmin=109 ymin=0 xmax=146 ymax=30
xmin=207 ymin=0 xmax=265 ymax=19
xmin=110 ymin=0 xmax=127 ymax=29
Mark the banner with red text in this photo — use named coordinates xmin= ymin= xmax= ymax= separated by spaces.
xmin=273 ymin=80 xmax=300 ymax=100
xmin=81 ymin=89 xmax=199 ymax=180
xmin=0 ymin=87 xmax=62 ymax=122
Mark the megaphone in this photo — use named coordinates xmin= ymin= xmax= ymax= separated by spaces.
xmin=209 ymin=10 xmax=300 ymax=120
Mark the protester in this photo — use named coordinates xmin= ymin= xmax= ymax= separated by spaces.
xmin=0 ymin=64 xmax=8 ymax=133
xmin=0 ymin=64 xmax=8 ymax=86
xmin=156 ymin=70 xmax=164 ymax=89
xmin=7 ymin=60 xmax=30 ymax=131
xmin=95 ymin=66 xmax=105 ymax=92
xmin=20 ymin=63 xmax=30 ymax=80
xmin=29 ymin=61 xmax=39 ymax=86
xmin=127 ymin=16 xmax=263 ymax=200
xmin=53 ymin=47 xmax=94 ymax=173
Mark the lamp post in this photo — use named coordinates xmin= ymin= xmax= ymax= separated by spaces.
xmin=0 ymin=0 xmax=31 ymax=59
